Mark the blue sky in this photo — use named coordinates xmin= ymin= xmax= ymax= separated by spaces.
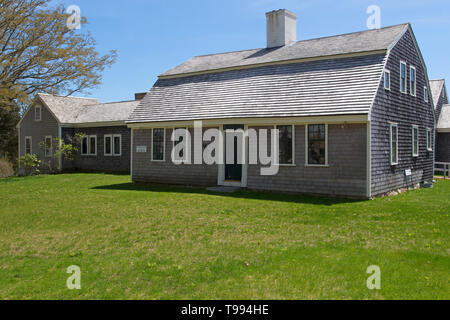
xmin=58 ymin=0 xmax=450 ymax=102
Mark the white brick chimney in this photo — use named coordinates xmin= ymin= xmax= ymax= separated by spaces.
xmin=266 ymin=9 xmax=297 ymax=48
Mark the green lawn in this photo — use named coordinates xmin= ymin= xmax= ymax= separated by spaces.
xmin=0 ymin=173 xmax=448 ymax=300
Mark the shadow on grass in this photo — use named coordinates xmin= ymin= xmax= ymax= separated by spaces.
xmin=92 ymin=182 xmax=365 ymax=206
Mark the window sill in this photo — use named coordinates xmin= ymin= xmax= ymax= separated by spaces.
xmin=279 ymin=164 xmax=296 ymax=167
xmin=305 ymin=164 xmax=329 ymax=168
xmin=151 ymin=160 xmax=166 ymax=163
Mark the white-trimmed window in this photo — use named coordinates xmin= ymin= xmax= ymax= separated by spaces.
xmin=82 ymin=135 xmax=97 ymax=156
xmin=172 ymin=127 xmax=188 ymax=163
xmin=424 ymin=86 xmax=429 ymax=102
xmin=400 ymin=61 xmax=407 ymax=94
xmin=35 ymin=106 xmax=42 ymax=121
xmin=306 ymin=124 xmax=328 ymax=166
xmin=113 ymin=134 xmax=122 ymax=156
xmin=89 ymin=135 xmax=97 ymax=156
xmin=384 ymin=70 xmax=391 ymax=90
xmin=276 ymin=125 xmax=294 ymax=165
xmin=412 ymin=125 xmax=419 ymax=157
xmin=410 ymin=66 xmax=416 ymax=96
xmin=25 ymin=136 xmax=32 ymax=155
xmin=426 ymin=128 xmax=432 ymax=151
xmin=152 ymin=128 xmax=165 ymax=161
xmin=390 ymin=123 xmax=398 ymax=165
xmin=44 ymin=136 xmax=52 ymax=157
xmin=81 ymin=136 xmax=88 ymax=155
xmin=104 ymin=135 xmax=112 ymax=156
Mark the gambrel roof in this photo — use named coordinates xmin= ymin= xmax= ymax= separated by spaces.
xmin=128 ymin=24 xmax=410 ymax=124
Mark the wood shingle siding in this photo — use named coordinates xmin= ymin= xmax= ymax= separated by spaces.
xmin=131 ymin=124 xmax=368 ymax=198
xmin=18 ymin=103 xmax=59 ymax=172
xmin=132 ymin=128 xmax=219 ymax=186
xmin=246 ymin=124 xmax=367 ymax=198
xmin=62 ymin=126 xmax=131 ymax=173
xmin=370 ymin=29 xmax=435 ymax=196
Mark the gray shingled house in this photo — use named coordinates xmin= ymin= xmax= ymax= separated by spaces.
xmin=17 ymin=93 xmax=141 ymax=173
xmin=430 ymin=79 xmax=449 ymax=162
xmin=127 ymin=9 xmax=435 ymax=199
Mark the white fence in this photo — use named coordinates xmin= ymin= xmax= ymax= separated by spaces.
xmin=435 ymin=162 xmax=450 ymax=179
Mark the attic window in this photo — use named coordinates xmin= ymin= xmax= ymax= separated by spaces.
xmin=424 ymin=86 xmax=429 ymax=102
xmin=384 ymin=70 xmax=391 ymax=90
xmin=410 ymin=66 xmax=416 ymax=97
xmin=35 ymin=106 xmax=42 ymax=121
xmin=400 ymin=61 xmax=407 ymax=94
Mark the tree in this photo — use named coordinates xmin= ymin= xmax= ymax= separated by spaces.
xmin=0 ymin=0 xmax=117 ymax=160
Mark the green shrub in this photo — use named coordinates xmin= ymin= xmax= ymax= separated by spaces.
xmin=18 ymin=154 xmax=41 ymax=176
xmin=0 ymin=158 xmax=14 ymax=178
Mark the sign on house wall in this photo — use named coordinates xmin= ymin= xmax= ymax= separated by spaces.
xmin=136 ymin=146 xmax=147 ymax=153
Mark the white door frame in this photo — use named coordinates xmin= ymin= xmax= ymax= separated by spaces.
xmin=217 ymin=124 xmax=248 ymax=188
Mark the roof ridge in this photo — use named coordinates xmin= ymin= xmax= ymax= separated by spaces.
xmin=89 ymin=99 xmax=138 ymax=105
xmin=192 ymin=23 xmax=409 ymax=59
xmin=38 ymin=93 xmax=98 ymax=101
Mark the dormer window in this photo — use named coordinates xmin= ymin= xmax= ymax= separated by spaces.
xmin=35 ymin=106 xmax=42 ymax=121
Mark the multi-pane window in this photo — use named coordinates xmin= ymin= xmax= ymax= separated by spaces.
xmin=25 ymin=137 xmax=32 ymax=154
xmin=384 ymin=70 xmax=390 ymax=90
xmin=424 ymin=86 xmax=429 ymax=102
xmin=173 ymin=128 xmax=188 ymax=162
xmin=390 ymin=123 xmax=398 ymax=165
xmin=412 ymin=125 xmax=419 ymax=157
xmin=152 ymin=128 xmax=165 ymax=161
xmin=410 ymin=66 xmax=416 ymax=96
xmin=113 ymin=135 xmax=121 ymax=156
xmin=81 ymin=135 xmax=96 ymax=156
xmin=307 ymin=124 xmax=327 ymax=165
xmin=35 ymin=106 xmax=42 ymax=121
xmin=89 ymin=136 xmax=97 ymax=156
xmin=45 ymin=136 xmax=52 ymax=157
xmin=104 ymin=135 xmax=112 ymax=156
xmin=104 ymin=134 xmax=121 ymax=156
xmin=426 ymin=128 xmax=432 ymax=151
xmin=81 ymin=137 xmax=88 ymax=155
xmin=276 ymin=125 xmax=293 ymax=165
xmin=400 ymin=61 xmax=407 ymax=93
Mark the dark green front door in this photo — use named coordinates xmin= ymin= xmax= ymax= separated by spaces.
xmin=224 ymin=125 xmax=243 ymax=181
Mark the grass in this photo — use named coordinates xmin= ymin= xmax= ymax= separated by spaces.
xmin=0 ymin=173 xmax=448 ymax=300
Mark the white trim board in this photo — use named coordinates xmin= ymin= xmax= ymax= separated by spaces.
xmin=127 ymin=114 xmax=369 ymax=129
